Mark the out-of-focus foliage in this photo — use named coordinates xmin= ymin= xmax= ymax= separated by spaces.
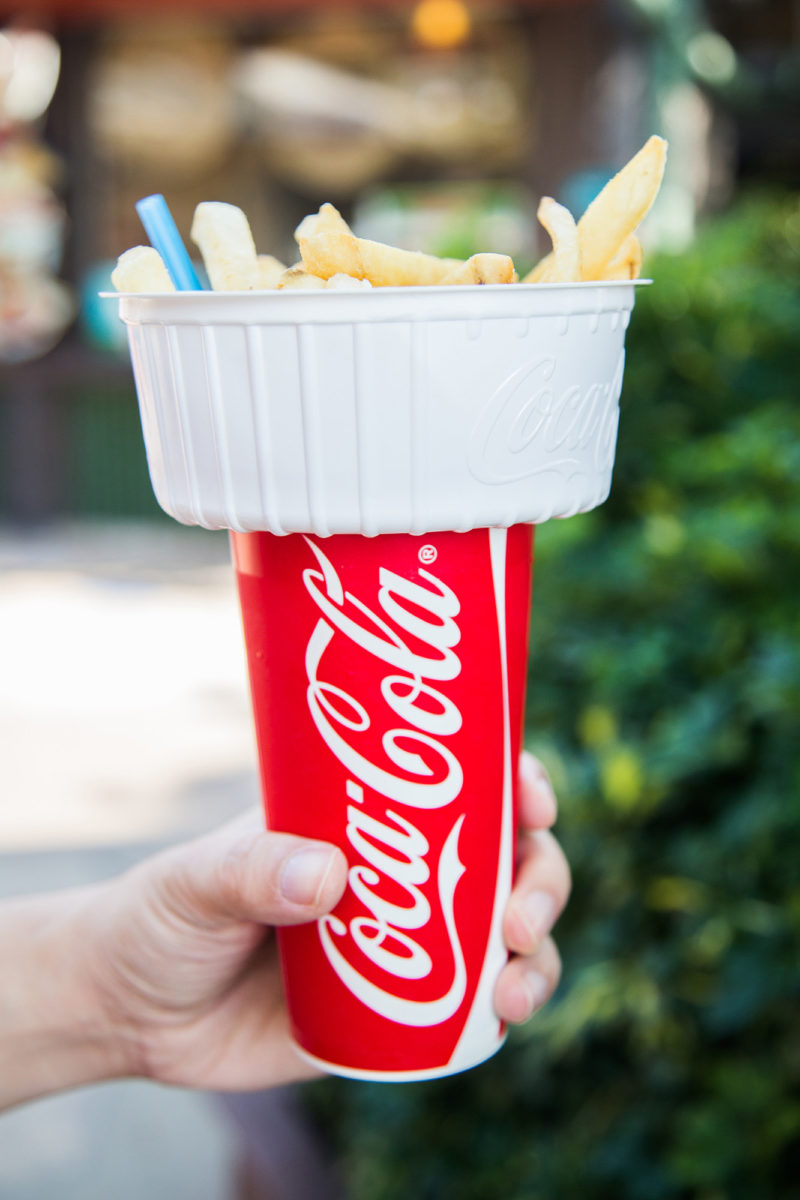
xmin=304 ymin=193 xmax=800 ymax=1198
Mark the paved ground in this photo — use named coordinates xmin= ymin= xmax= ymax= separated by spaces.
xmin=0 ymin=521 xmax=342 ymax=1200
xmin=0 ymin=520 xmax=258 ymax=852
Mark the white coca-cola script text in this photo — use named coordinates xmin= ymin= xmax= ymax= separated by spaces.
xmin=302 ymin=538 xmax=468 ymax=1027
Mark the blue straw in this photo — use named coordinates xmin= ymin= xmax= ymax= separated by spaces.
xmin=136 ymin=194 xmax=203 ymax=291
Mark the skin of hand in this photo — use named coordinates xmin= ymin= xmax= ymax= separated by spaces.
xmin=0 ymin=752 xmax=570 ymax=1108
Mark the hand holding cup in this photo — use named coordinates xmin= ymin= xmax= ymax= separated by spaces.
xmin=46 ymin=753 xmax=569 ymax=1095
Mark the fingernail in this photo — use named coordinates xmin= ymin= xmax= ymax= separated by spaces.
xmin=521 ymin=890 xmax=557 ymax=943
xmin=280 ymin=846 xmax=337 ymax=907
xmin=524 ymin=970 xmax=551 ymax=1014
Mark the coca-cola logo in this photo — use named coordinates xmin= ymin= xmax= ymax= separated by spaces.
xmin=301 ymin=537 xmax=468 ymax=1026
xmin=468 ymin=351 xmax=624 ymax=484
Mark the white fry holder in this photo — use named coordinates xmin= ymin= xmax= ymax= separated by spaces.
xmin=112 ymin=282 xmax=641 ymax=536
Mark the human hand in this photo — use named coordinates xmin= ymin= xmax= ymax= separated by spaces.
xmin=70 ymin=751 xmax=569 ymax=1092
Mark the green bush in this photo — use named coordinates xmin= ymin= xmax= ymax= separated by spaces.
xmin=303 ymin=192 xmax=800 ymax=1199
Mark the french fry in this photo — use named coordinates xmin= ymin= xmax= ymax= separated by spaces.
xmin=190 ymin=201 xmax=259 ymax=291
xmin=577 ymin=135 xmax=667 ymax=280
xmin=326 ymin=274 xmax=373 ymax=290
xmin=523 ymin=198 xmax=580 ymax=283
xmin=298 ymin=230 xmax=462 ymax=287
xmin=257 ymin=254 xmax=287 ymax=288
xmin=441 ymin=253 xmax=516 ymax=286
xmin=522 ymin=250 xmax=552 ymax=284
xmin=603 ymin=233 xmax=643 ymax=281
xmin=111 ymin=246 xmax=175 ymax=293
xmin=276 ymin=267 xmax=372 ymax=291
xmin=294 ymin=202 xmax=353 ymax=243
xmin=276 ymin=265 xmax=327 ymax=290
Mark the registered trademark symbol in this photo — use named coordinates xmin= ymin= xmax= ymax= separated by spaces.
xmin=418 ymin=544 xmax=438 ymax=565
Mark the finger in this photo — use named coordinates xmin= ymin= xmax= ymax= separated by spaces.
xmin=494 ymin=936 xmax=562 ymax=1025
xmin=518 ymin=752 xmax=558 ymax=831
xmin=504 ymin=829 xmax=571 ymax=955
xmin=154 ymin=827 xmax=348 ymax=931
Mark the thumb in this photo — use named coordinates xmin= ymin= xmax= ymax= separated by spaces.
xmin=153 ymin=820 xmax=349 ymax=930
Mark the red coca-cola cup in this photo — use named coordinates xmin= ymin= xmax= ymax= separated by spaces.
xmin=231 ymin=524 xmax=533 ymax=1080
xmin=230 ymin=525 xmax=532 ymax=1080
xmin=114 ymin=282 xmax=639 ymax=1078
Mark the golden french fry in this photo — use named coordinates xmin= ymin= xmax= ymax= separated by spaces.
xmin=111 ymin=246 xmax=175 ymax=293
xmin=603 ymin=234 xmax=643 ymax=280
xmin=276 ymin=265 xmax=327 ymax=290
xmin=441 ymin=253 xmax=516 ymax=285
xmin=298 ymin=230 xmax=462 ymax=287
xmin=190 ymin=201 xmax=259 ymax=290
xmin=256 ymin=254 xmax=287 ymax=288
xmin=578 ymin=135 xmax=667 ymax=280
xmin=523 ymin=250 xmax=552 ymax=284
xmin=277 ymin=268 xmax=371 ymax=291
xmin=523 ymin=198 xmax=580 ymax=283
xmin=294 ymin=202 xmax=352 ymax=243
xmin=326 ymin=273 xmax=373 ymax=291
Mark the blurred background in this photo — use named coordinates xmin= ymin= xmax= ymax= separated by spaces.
xmin=0 ymin=0 xmax=798 ymax=1197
